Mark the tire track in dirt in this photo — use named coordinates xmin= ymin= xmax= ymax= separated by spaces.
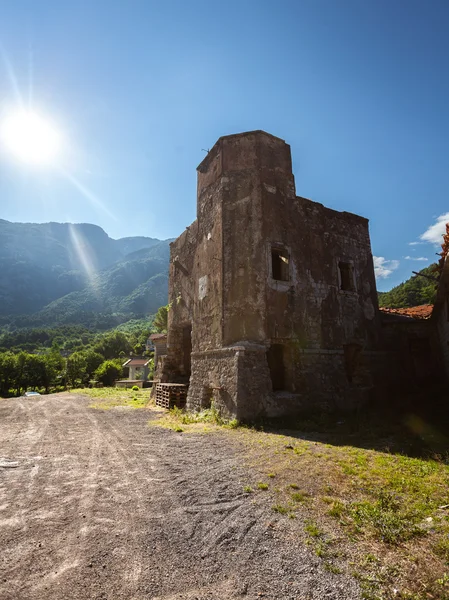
xmin=0 ymin=396 xmax=98 ymax=598
xmin=0 ymin=393 xmax=362 ymax=600
xmin=0 ymin=397 xmax=57 ymax=581
xmin=79 ymin=410 xmax=151 ymax=593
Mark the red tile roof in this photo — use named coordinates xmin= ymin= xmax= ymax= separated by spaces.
xmin=379 ymin=304 xmax=433 ymax=320
xmin=149 ymin=333 xmax=167 ymax=341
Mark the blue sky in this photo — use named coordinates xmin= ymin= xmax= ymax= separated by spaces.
xmin=0 ymin=0 xmax=448 ymax=291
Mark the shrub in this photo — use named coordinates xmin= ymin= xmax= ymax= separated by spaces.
xmin=272 ymin=504 xmax=288 ymax=514
xmin=350 ymin=494 xmax=421 ymax=545
xmin=131 ymin=385 xmax=139 ymax=391
xmin=94 ymin=360 xmax=123 ymax=387
xmin=291 ymin=491 xmax=310 ymax=503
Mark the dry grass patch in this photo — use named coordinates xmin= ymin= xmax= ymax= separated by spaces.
xmin=146 ymin=404 xmax=449 ymax=597
xmin=237 ymin=426 xmax=449 ymax=599
xmin=74 ymin=387 xmax=150 ymax=410
xmin=150 ymin=405 xmax=239 ymax=433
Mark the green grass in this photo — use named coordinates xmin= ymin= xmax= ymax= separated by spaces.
xmin=272 ymin=504 xmax=288 ymax=514
xmin=433 ymin=536 xmax=449 ymax=562
xmin=327 ymin=499 xmax=345 ymax=518
xmin=324 ymin=563 xmax=342 ymax=575
xmin=291 ymin=491 xmax=310 ymax=503
xmin=257 ymin=482 xmax=269 ymax=490
xmin=235 ymin=421 xmax=449 ymax=599
xmin=350 ymin=493 xmax=423 ymax=545
xmin=328 ymin=451 xmax=449 ymax=546
xmin=74 ymin=387 xmax=150 ymax=410
xmin=150 ymin=405 xmax=240 ymax=431
xmin=305 ymin=520 xmax=323 ymax=538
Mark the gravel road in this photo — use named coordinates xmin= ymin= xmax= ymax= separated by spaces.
xmin=0 ymin=393 xmax=361 ymax=599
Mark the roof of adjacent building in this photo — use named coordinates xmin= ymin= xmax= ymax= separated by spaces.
xmin=122 ymin=358 xmax=150 ymax=367
xmin=149 ymin=333 xmax=167 ymax=341
xmin=379 ymin=304 xmax=434 ymax=320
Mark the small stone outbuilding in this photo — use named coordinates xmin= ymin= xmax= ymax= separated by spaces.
xmin=148 ymin=333 xmax=167 ymax=372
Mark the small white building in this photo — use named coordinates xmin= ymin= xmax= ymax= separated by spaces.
xmin=117 ymin=357 xmax=151 ymax=388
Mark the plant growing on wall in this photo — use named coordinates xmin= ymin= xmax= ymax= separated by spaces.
xmin=153 ymin=305 xmax=169 ymax=333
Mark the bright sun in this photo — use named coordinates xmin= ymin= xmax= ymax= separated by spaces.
xmin=0 ymin=110 xmax=61 ymax=165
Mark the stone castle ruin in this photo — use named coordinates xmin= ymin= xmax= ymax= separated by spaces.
xmin=159 ymin=131 xmax=448 ymax=420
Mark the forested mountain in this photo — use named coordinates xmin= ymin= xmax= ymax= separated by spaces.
xmin=0 ymin=219 xmax=170 ymax=327
xmin=32 ymin=246 xmax=169 ymax=326
xmin=378 ymin=264 xmax=438 ymax=308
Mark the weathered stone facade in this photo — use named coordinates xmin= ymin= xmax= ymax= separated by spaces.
xmin=161 ymin=130 xmax=443 ymax=420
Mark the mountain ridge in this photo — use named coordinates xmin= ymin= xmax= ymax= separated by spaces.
xmin=0 ymin=219 xmax=171 ymax=323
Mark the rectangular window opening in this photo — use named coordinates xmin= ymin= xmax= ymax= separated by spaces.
xmin=272 ymin=247 xmax=289 ymax=281
xmin=339 ymin=261 xmax=355 ymax=292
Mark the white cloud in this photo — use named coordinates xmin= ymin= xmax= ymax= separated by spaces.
xmin=403 ymin=256 xmax=429 ymax=261
xmin=373 ymin=256 xmax=400 ymax=279
xmin=419 ymin=212 xmax=449 ymax=245
xmin=408 ymin=241 xmax=425 ymax=246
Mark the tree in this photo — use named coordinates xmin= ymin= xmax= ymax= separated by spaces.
xmin=153 ymin=305 xmax=168 ymax=333
xmin=378 ymin=264 xmax=438 ymax=308
xmin=0 ymin=352 xmax=17 ymax=397
xmin=94 ymin=331 xmax=132 ymax=359
xmin=15 ymin=352 xmax=28 ymax=395
xmin=94 ymin=360 xmax=123 ymax=386
xmin=66 ymin=352 xmax=87 ymax=388
xmin=23 ymin=354 xmax=46 ymax=391
xmin=82 ymin=350 xmax=104 ymax=381
xmin=41 ymin=349 xmax=65 ymax=393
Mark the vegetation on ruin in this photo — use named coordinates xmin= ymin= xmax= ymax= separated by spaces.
xmin=152 ymin=304 xmax=169 ymax=333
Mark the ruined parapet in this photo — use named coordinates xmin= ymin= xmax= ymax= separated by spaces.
xmin=164 ymin=130 xmax=382 ymax=420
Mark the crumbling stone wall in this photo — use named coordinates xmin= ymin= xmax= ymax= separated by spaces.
xmin=382 ymin=317 xmax=442 ymax=385
xmin=164 ymin=130 xmax=386 ymax=419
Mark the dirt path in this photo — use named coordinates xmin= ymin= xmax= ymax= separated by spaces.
xmin=0 ymin=394 xmax=360 ymax=600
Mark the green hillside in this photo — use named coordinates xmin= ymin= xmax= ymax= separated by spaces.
xmin=378 ymin=264 xmax=438 ymax=308
xmin=0 ymin=219 xmax=167 ymax=317
xmin=35 ymin=246 xmax=169 ymax=326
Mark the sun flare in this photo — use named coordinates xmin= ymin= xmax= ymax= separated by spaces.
xmin=0 ymin=110 xmax=61 ymax=165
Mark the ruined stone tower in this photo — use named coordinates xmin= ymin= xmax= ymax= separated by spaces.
xmin=163 ymin=131 xmax=381 ymax=420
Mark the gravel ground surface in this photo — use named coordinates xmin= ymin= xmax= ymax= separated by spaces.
xmin=0 ymin=393 xmax=361 ymax=600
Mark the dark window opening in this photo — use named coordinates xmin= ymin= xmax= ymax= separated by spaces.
xmin=272 ymin=247 xmax=289 ymax=281
xmin=339 ymin=261 xmax=355 ymax=291
xmin=267 ymin=344 xmax=286 ymax=391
